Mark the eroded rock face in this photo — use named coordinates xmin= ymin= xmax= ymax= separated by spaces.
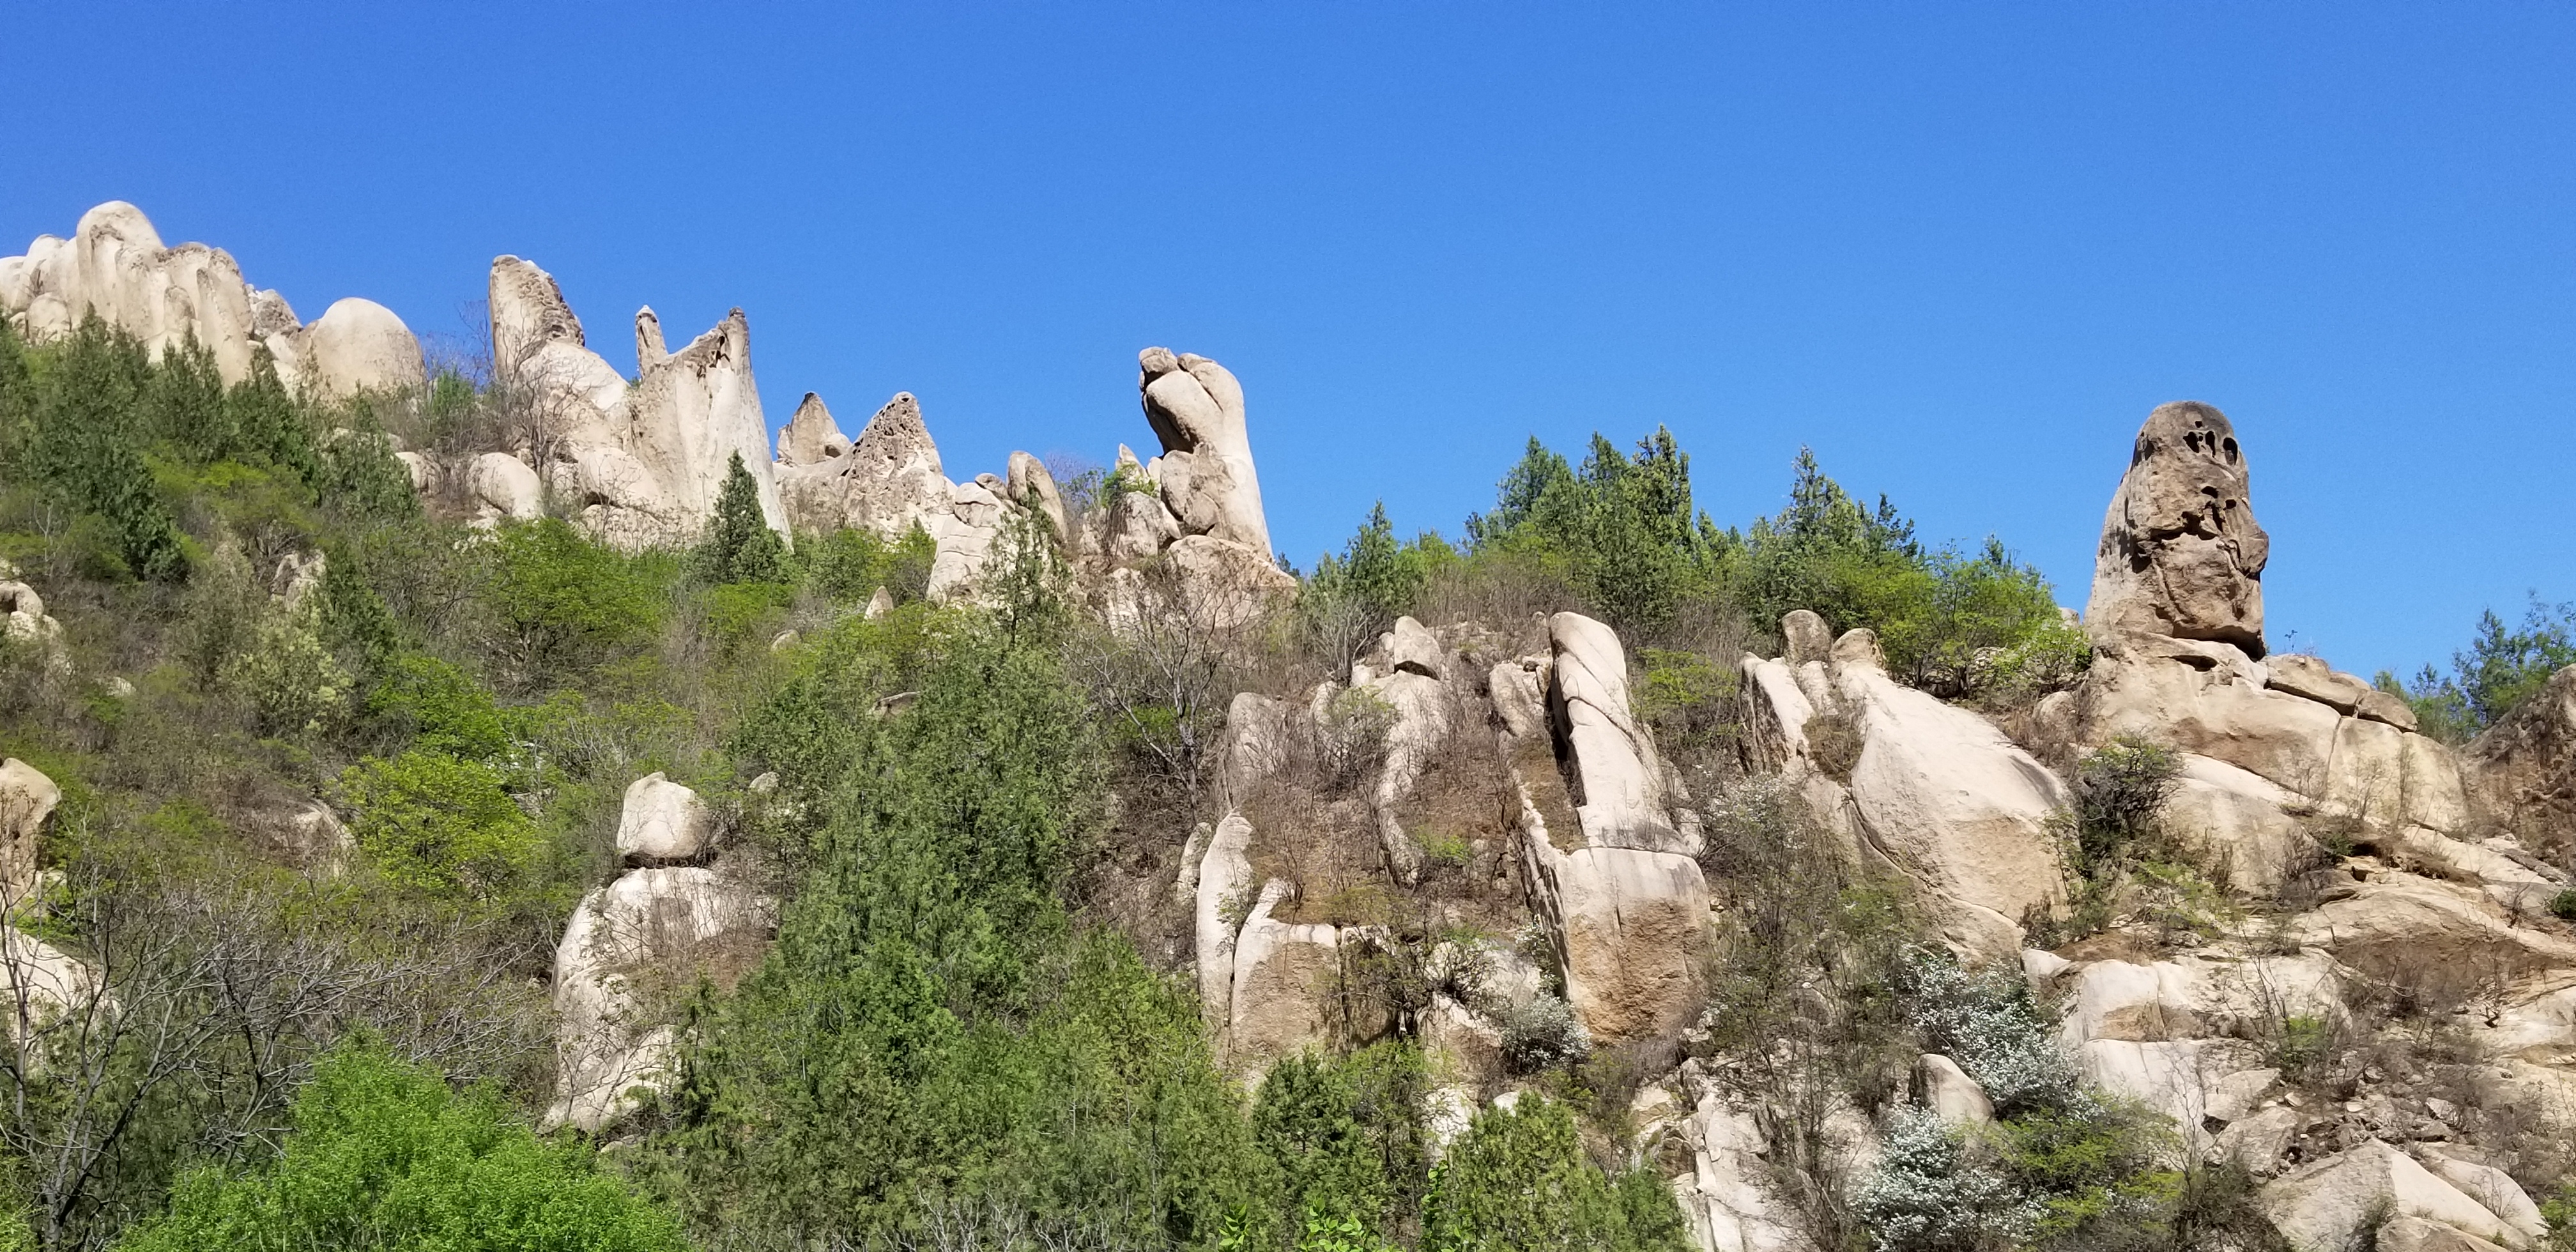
xmin=1522 ymin=838 xmax=1711 ymax=1044
xmin=1673 ymin=1093 xmax=1814 ymax=1252
xmin=1137 ymin=348 xmax=1270 ymax=553
xmin=779 ymin=392 xmax=956 ymax=541
xmin=0 ymin=201 xmax=420 ymax=398
xmin=2465 ymin=665 xmax=2576 ymax=846
xmin=776 ymin=392 xmax=850 ymax=467
xmin=1228 ymin=880 xmax=1339 ymax=1078
xmin=546 ymin=867 xmax=770 ymax=1132
xmin=2086 ymin=401 xmax=2269 ymax=656
xmin=2260 ymin=1140 xmax=2526 ymax=1252
xmin=1195 ymin=812 xmax=1256 ymax=1028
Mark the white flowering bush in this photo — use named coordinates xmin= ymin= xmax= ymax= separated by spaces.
xmin=1499 ymin=991 xmax=1591 ymax=1073
xmin=1897 ymin=949 xmax=2083 ymax=1117
xmin=1852 ymin=1108 xmax=2042 ymax=1252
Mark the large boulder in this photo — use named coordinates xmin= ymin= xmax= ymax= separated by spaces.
xmin=1137 ymin=347 xmax=1271 ymax=553
xmin=2464 ymin=664 xmax=2576 ymax=846
xmin=298 ymin=297 xmax=425 ymax=397
xmin=2289 ymin=873 xmax=2576 ymax=1002
xmin=615 ymin=773 xmax=713 ymax=864
xmin=1228 ymin=880 xmax=1338 ymax=1078
xmin=1522 ymin=836 xmax=1710 ymax=1044
xmin=779 ymin=392 xmax=956 ymax=541
xmin=2085 ymin=401 xmax=2270 ymax=656
xmin=2260 ymin=1140 xmax=2527 ymax=1252
xmin=775 ymin=392 xmax=850 ymax=467
xmin=625 ymin=306 xmax=786 ymax=538
xmin=546 ymin=867 xmax=770 ymax=1131
xmin=0 ymin=759 xmax=58 ymax=901
xmin=1195 ymin=811 xmax=1256 ymax=1028
xmin=1672 ymin=1093 xmax=1814 ymax=1252
xmin=1832 ymin=631 xmax=2067 ymax=959
xmin=1545 ymin=612 xmax=1688 ymax=853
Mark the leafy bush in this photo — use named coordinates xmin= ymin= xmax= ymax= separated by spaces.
xmin=115 ymin=1040 xmax=682 ymax=1252
xmin=1252 ymin=1045 xmax=1431 ymax=1248
xmin=1317 ymin=686 xmax=1399 ymax=790
xmin=365 ymin=653 xmax=512 ymax=761
xmin=1633 ymin=647 xmax=1736 ymax=753
xmin=484 ymin=519 xmax=666 ymax=683
xmin=1464 ymin=431 xmax=1722 ymax=637
xmin=1498 ymin=993 xmax=1592 ymax=1074
xmin=1418 ymin=1095 xmax=1687 ymax=1252
xmin=1805 ymin=708 xmax=1864 ymax=781
xmin=2554 ymin=890 xmax=2576 ymax=923
xmin=801 ymin=522 xmax=935 ymax=605
xmin=2382 ymin=597 xmax=2576 ymax=743
xmin=1896 ymin=950 xmax=2079 ymax=1117
xmin=337 ymin=751 xmax=540 ymax=899
xmin=1304 ymin=502 xmax=1447 ymax=676
xmin=2065 ymin=737 xmax=2182 ymax=882
xmin=1853 ymin=1107 xmax=2044 ymax=1251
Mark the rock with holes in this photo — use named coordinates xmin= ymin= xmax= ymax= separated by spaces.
xmin=1227 ymin=880 xmax=1338 ymax=1078
xmin=615 ymin=773 xmax=713 ymax=864
xmin=1547 ymin=612 xmax=1688 ymax=853
xmin=2085 ymin=401 xmax=2270 ymax=656
xmin=2260 ymin=1140 xmax=2526 ymax=1252
xmin=781 ymin=391 xmax=955 ymax=542
xmin=624 ymin=305 xmax=786 ymax=540
xmin=546 ymin=867 xmax=770 ymax=1131
xmin=1137 ymin=347 xmax=1271 ymax=553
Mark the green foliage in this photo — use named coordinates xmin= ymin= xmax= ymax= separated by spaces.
xmin=337 ymin=750 xmax=540 ymax=899
xmin=2384 ymin=597 xmax=2576 ymax=743
xmin=2554 ymin=890 xmax=2576 ymax=923
xmin=800 ymin=522 xmax=935 ymax=605
xmin=694 ymin=451 xmax=786 ymax=585
xmin=366 ymin=654 xmax=512 ymax=761
xmin=19 ymin=318 xmax=187 ymax=581
xmin=2064 ymin=737 xmax=2182 ymax=883
xmin=1304 ymin=503 xmax=1450 ymax=674
xmin=486 ymin=519 xmax=666 ymax=682
xmin=219 ymin=598 xmax=355 ymax=737
xmin=1418 ymin=1096 xmax=1687 ymax=1252
xmin=116 ymin=1040 xmax=682 ymax=1252
xmin=1252 ymin=1046 xmax=1432 ymax=1249
xmin=1632 ymin=647 xmax=1736 ymax=752
xmin=658 ymin=604 xmax=1267 ymax=1248
xmin=1466 ymin=431 xmax=1723 ymax=636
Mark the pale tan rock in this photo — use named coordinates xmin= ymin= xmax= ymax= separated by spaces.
xmin=470 ymin=452 xmax=545 ymax=521
xmin=1489 ymin=658 xmax=1549 ymax=745
xmin=783 ymin=392 xmax=954 ymax=541
xmin=1832 ymin=646 xmax=2066 ymax=961
xmin=864 ymin=586 xmax=894 ymax=620
xmin=1098 ymin=489 xmax=1184 ymax=563
xmin=2292 ymin=873 xmax=2576 ymax=1002
xmin=2087 ymin=401 xmax=2269 ymax=655
xmin=2212 ymin=1105 xmax=2302 ymax=1176
xmin=546 ymin=867 xmax=770 ymax=1131
xmin=1781 ymin=608 xmax=1833 ymax=666
xmin=0 ymin=926 xmax=102 ymax=1038
xmin=1004 ymin=452 xmax=1069 ymax=548
xmin=1673 ymin=1092 xmax=1813 ymax=1252
xmin=2079 ymin=1037 xmax=2273 ymax=1144
xmin=1366 ymin=616 xmax=1446 ymax=680
xmin=1522 ymin=838 xmax=1710 ymax=1044
xmin=1195 ymin=811 xmax=1255 ymax=1028
xmin=2464 ymin=665 xmax=2576 ymax=843
xmin=1 ymin=202 xmax=270 ymax=383
xmin=298 ymin=297 xmax=424 ymax=397
xmin=2416 ymin=1149 xmax=2548 ymax=1246
xmin=1137 ymin=348 xmax=1271 ymax=553
xmin=0 ymin=760 xmax=60 ymax=901
xmin=2163 ymin=753 xmax=2308 ymax=894
xmin=2058 ymin=959 xmax=2204 ymax=1044
xmin=615 ymin=773 xmax=712 ymax=864
xmin=1228 ymin=880 xmax=1338 ymax=1077
xmin=2379 ymin=1216 xmax=2511 ymax=1252
xmin=1218 ymin=693 xmax=1293 ymax=809
xmin=1918 ymin=1053 xmax=1993 ymax=1126
xmin=624 ymin=306 xmax=786 ymax=541
xmin=926 ymin=477 xmax=1010 ymax=603
xmin=776 ymin=392 xmax=850 ymax=466
xmin=2260 ymin=1140 xmax=2522 ymax=1251
xmin=1547 ymin=612 xmax=1685 ymax=853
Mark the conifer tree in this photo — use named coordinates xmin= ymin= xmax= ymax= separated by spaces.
xmin=694 ymin=451 xmax=785 ymax=584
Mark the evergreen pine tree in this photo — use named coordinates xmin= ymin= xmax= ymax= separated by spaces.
xmin=695 ymin=451 xmax=785 ymax=584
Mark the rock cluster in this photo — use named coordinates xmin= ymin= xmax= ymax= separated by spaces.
xmin=546 ymin=774 xmax=769 ymax=1132
xmin=2085 ymin=400 xmax=2270 ymax=655
xmin=0 ymin=202 xmax=422 ymax=398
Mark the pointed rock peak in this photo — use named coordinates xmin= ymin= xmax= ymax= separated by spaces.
xmin=1115 ymin=443 xmax=1144 ymax=477
xmin=249 ymin=289 xmax=300 ymax=337
xmin=778 ymin=392 xmax=850 ymax=466
xmin=635 ymin=306 xmax=667 ymax=370
xmin=488 ymin=256 xmax=585 ymax=366
xmin=2086 ymin=399 xmax=2270 ymax=657
xmin=850 ymin=392 xmax=944 ymax=478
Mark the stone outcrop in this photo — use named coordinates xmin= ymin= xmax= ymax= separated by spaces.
xmin=0 ymin=760 xmax=59 ymax=902
xmin=2086 ymin=401 xmax=2269 ymax=655
xmin=546 ymin=866 xmax=770 ymax=1132
xmin=1671 ymin=1092 xmax=1814 ymax=1252
xmin=0 ymin=202 xmax=421 ymax=398
xmin=615 ymin=773 xmax=713 ymax=864
xmin=776 ymin=392 xmax=850 ymax=467
xmin=1547 ymin=612 xmax=1690 ymax=854
xmin=1194 ymin=811 xmax=1257 ymax=1029
xmin=1521 ymin=837 xmax=1711 ymax=1045
xmin=2260 ymin=1140 xmax=2531 ymax=1252
xmin=1227 ymin=880 xmax=1340 ymax=1078
xmin=1137 ymin=347 xmax=1271 ymax=553
xmin=777 ymin=392 xmax=953 ymax=541
xmin=2464 ymin=664 xmax=2576 ymax=846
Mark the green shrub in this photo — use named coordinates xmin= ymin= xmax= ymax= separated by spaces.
xmin=486 ymin=519 xmax=665 ymax=682
xmin=115 ymin=1040 xmax=682 ymax=1252
xmin=2554 ymin=890 xmax=2576 ymax=923
xmin=1419 ymin=1095 xmax=1686 ymax=1252
xmin=1253 ymin=1045 xmax=1432 ymax=1248
xmin=336 ymin=751 xmax=539 ymax=899
xmin=1633 ymin=647 xmax=1736 ymax=752
xmin=2383 ymin=597 xmax=2576 ymax=743
xmin=2065 ymin=736 xmax=2182 ymax=882
xmin=366 ymin=654 xmax=511 ymax=761
xmin=1464 ymin=431 xmax=1722 ymax=637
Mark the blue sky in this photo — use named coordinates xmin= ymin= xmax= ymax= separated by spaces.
xmin=4 ymin=3 xmax=2570 ymax=678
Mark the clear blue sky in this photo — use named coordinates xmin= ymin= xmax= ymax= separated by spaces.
xmin=4 ymin=3 xmax=2570 ymax=678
